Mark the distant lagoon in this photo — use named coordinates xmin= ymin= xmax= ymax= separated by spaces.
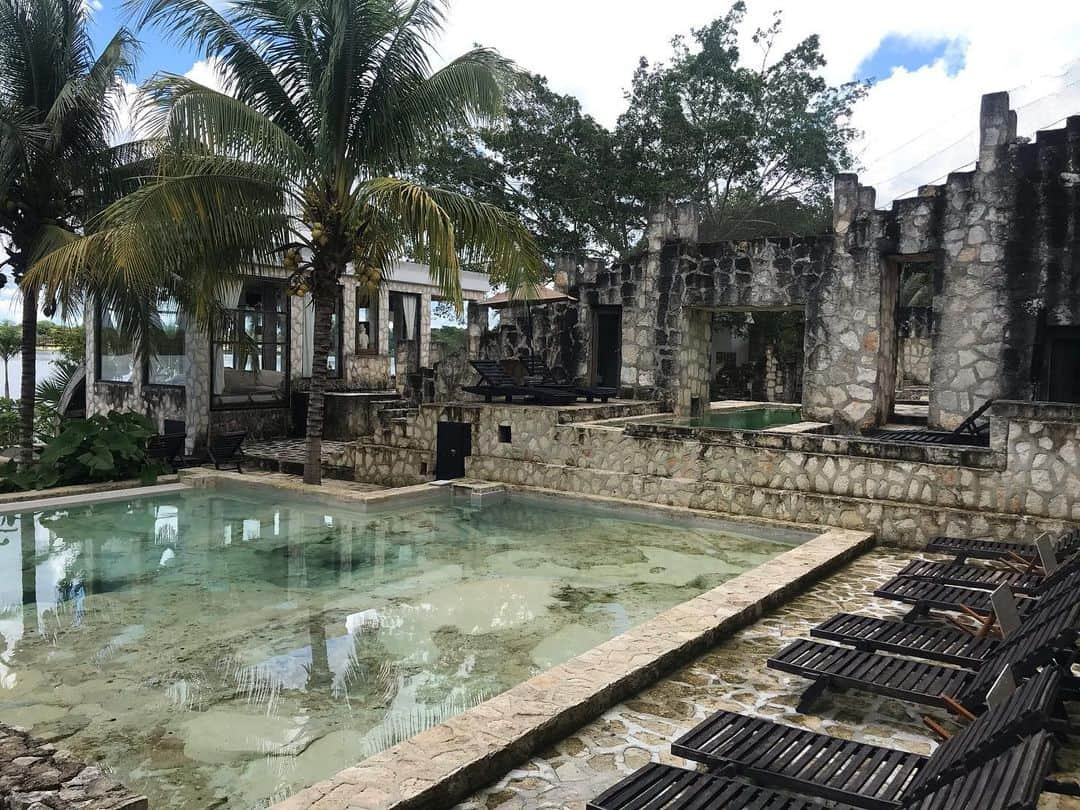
xmin=0 ymin=350 xmax=62 ymax=400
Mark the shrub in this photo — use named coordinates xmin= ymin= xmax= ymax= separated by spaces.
xmin=0 ymin=411 xmax=165 ymax=492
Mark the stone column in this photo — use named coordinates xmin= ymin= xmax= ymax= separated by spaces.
xmin=802 ymin=175 xmax=892 ymax=431
xmin=466 ymin=301 xmax=484 ymax=359
xmin=673 ymin=307 xmax=711 ymax=416
xmin=184 ymin=325 xmax=211 ymax=453
xmin=929 ymin=92 xmax=1015 ymax=429
xmin=341 ymin=278 xmax=356 ymax=383
xmin=419 ymin=292 xmax=432 ymax=368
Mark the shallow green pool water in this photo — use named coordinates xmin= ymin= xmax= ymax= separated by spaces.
xmin=672 ymin=407 xmax=802 ymax=430
xmin=0 ymin=485 xmax=797 ymax=807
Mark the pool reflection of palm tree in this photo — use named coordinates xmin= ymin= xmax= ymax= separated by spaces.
xmin=20 ymin=515 xmax=36 ymax=637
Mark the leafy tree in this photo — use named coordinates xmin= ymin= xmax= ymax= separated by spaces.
xmin=420 ymin=73 xmax=640 ymax=261
xmin=30 ymin=0 xmax=542 ymax=486
xmin=0 ymin=0 xmax=138 ymax=466
xmin=617 ymin=3 xmax=865 ymax=238
xmin=0 ymin=322 xmax=18 ymax=398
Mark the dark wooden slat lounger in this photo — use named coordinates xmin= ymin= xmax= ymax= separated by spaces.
xmin=590 ymin=732 xmax=1058 ymax=810
xmin=874 ymin=567 xmax=1080 ymax=618
xmin=464 ymin=360 xmax=578 ymax=405
xmin=926 ymin=529 xmax=1080 ymax=564
xmin=811 ymin=613 xmax=1001 ymax=668
xmin=672 ymin=666 xmax=1063 ymax=810
xmin=893 ymin=558 xmax=1053 ymax=595
xmin=146 ymin=432 xmax=187 ymax=470
xmin=522 ymin=356 xmax=617 ymax=403
xmin=767 ymin=601 xmax=1080 ymax=713
xmin=587 ymin=762 xmax=826 ymax=810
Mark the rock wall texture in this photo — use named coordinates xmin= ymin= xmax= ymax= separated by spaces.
xmin=0 ymin=724 xmax=146 ymax=809
xmin=346 ymin=400 xmax=1080 ymax=547
xmin=478 ymin=91 xmax=1080 ymax=431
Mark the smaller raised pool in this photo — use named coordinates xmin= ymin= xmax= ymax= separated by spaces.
xmin=670 ymin=406 xmax=803 ymax=430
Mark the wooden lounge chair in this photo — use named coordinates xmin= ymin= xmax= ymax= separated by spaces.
xmin=588 ymin=732 xmax=1059 ymax=810
xmin=462 ymin=359 xmax=578 ymax=405
xmin=672 ymin=666 xmax=1067 ymax=810
xmin=521 ymin=355 xmax=617 ymax=403
xmin=926 ymin=529 xmax=1080 ymax=565
xmin=766 ymin=600 xmax=1080 ymax=714
xmin=813 ymin=570 xmax=1080 ymax=667
xmin=207 ymin=431 xmax=246 ymax=472
xmin=146 ymin=432 xmax=187 ymax=470
xmin=865 ymin=400 xmax=993 ymax=447
xmin=875 ymin=566 xmax=1080 ymax=621
xmin=891 ymin=548 xmax=1078 ymax=596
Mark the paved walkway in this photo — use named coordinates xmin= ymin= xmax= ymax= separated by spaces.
xmin=455 ymin=548 xmax=1080 ymax=810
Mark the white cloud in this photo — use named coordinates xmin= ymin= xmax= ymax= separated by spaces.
xmin=430 ymin=0 xmax=1080 ymax=205
xmin=184 ymin=57 xmax=228 ymax=94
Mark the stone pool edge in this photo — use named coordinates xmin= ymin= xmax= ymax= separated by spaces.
xmin=273 ymin=525 xmax=874 ymax=810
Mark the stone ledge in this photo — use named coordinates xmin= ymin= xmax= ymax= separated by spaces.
xmin=0 ymin=476 xmax=182 ymax=511
xmin=272 ymin=527 xmax=873 ymax=810
xmin=993 ymin=399 xmax=1080 ymax=423
xmin=0 ymin=724 xmax=147 ymax=810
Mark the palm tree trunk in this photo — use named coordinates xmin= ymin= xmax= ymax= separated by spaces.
xmin=3 ymin=359 xmax=8 ymax=399
xmin=303 ymin=280 xmax=335 ymax=485
xmin=19 ymin=285 xmax=37 ymax=468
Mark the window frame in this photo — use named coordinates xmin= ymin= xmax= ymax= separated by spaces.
xmin=94 ymin=300 xmax=136 ymax=385
xmin=143 ymin=297 xmax=187 ymax=389
xmin=355 ymin=290 xmax=379 ymax=356
xmin=210 ymin=279 xmax=291 ymax=411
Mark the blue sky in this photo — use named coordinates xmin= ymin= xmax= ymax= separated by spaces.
xmin=90 ymin=2 xmax=201 ymax=82
xmin=855 ymin=34 xmax=966 ymax=83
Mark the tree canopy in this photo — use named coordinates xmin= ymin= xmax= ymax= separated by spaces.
xmin=422 ymin=2 xmax=864 ymax=265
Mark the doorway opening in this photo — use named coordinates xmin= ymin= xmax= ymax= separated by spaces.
xmin=1041 ymin=326 xmax=1080 ymax=403
xmin=709 ymin=309 xmax=804 ymax=403
xmin=894 ymin=262 xmax=934 ymax=402
xmin=591 ymin=306 xmax=622 ymax=389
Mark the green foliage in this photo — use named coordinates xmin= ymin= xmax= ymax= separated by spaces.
xmin=0 ymin=411 xmax=163 ymax=492
xmin=0 ymin=398 xmax=19 ymax=447
xmin=617 ymin=4 xmax=865 ymax=238
xmin=422 ymin=3 xmax=864 ymax=260
xmin=431 ymin=325 xmax=467 ymax=354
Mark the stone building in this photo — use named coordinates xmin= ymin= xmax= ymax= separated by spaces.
xmin=83 ymin=263 xmax=488 ymax=451
xmin=478 ymin=91 xmax=1080 ymax=431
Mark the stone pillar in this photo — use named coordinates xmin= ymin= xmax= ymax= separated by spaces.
xmin=419 ymin=292 xmax=432 ymax=368
xmin=341 ymin=278 xmax=356 ymax=382
xmin=184 ymin=326 xmax=211 ymax=453
xmin=673 ymin=307 xmax=711 ymax=416
xmin=466 ymin=300 xmax=484 ymax=359
xmin=802 ymin=175 xmax=893 ymax=430
xmin=929 ymin=92 xmax=1015 ymax=429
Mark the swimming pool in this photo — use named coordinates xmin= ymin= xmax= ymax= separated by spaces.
xmin=671 ymin=407 xmax=803 ymax=430
xmin=0 ymin=484 xmax=801 ymax=807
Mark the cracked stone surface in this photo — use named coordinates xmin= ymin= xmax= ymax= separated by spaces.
xmin=455 ymin=548 xmax=1080 ymax=810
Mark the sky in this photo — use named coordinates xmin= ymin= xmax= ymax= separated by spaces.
xmin=5 ymin=0 xmax=1080 ymax=320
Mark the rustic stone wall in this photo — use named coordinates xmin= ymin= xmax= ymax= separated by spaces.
xmin=674 ymin=308 xmax=711 ymax=416
xmin=0 ymin=724 xmax=146 ymax=809
xmin=346 ymin=399 xmax=1080 ymax=547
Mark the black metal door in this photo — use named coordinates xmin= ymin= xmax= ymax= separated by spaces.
xmin=435 ymin=421 xmax=471 ymax=479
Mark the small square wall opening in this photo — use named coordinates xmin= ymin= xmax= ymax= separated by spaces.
xmin=498 ymin=424 xmax=512 ymax=444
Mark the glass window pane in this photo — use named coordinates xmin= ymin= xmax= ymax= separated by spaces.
xmin=98 ymin=307 xmax=135 ymax=382
xmin=212 ymin=281 xmax=288 ymax=406
xmin=148 ymin=299 xmax=186 ymax=385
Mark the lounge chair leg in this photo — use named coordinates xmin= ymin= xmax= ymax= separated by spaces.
xmin=1044 ymin=778 xmax=1080 ymax=797
xmin=796 ymin=677 xmax=831 ymax=714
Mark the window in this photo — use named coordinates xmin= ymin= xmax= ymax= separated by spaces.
xmin=301 ymin=292 xmax=343 ymax=378
xmin=147 ymin=299 xmax=186 ymax=386
xmin=212 ymin=281 xmax=288 ymax=408
xmin=498 ymin=424 xmax=512 ymax=443
xmin=356 ymin=293 xmax=378 ymax=354
xmin=96 ymin=303 xmax=135 ymax=382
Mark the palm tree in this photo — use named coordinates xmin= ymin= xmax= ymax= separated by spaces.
xmin=0 ymin=0 xmax=138 ymax=466
xmin=0 ymin=322 xmax=19 ymax=398
xmin=29 ymin=0 xmax=542 ymax=485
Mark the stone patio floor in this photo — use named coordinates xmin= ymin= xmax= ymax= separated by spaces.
xmin=455 ymin=547 xmax=1080 ymax=810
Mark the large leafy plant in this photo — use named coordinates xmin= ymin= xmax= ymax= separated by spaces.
xmin=1 ymin=411 xmax=164 ymax=491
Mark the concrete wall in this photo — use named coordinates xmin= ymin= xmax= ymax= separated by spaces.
xmin=345 ymin=400 xmax=1080 ymax=548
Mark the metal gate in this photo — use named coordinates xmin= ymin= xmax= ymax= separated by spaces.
xmin=435 ymin=421 xmax=471 ymax=480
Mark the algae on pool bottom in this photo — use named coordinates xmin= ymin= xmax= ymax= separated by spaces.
xmin=0 ymin=486 xmax=798 ymax=807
